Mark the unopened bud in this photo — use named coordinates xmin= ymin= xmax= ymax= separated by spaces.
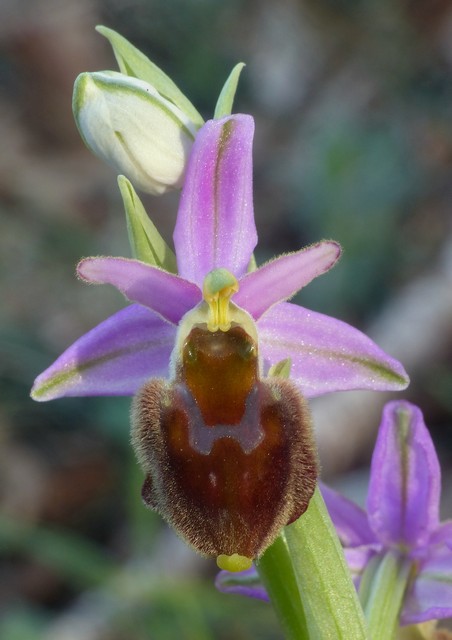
xmin=73 ymin=71 xmax=199 ymax=194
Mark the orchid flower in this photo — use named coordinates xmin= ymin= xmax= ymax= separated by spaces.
xmin=322 ymin=400 xmax=452 ymax=627
xmin=218 ymin=400 xmax=452 ymax=632
xmin=31 ymin=114 xmax=408 ymax=571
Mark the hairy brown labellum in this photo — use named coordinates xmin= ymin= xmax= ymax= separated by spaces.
xmin=131 ymin=324 xmax=318 ymax=560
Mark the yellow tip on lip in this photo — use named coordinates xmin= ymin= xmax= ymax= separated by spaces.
xmin=203 ymin=268 xmax=239 ymax=332
xmin=216 ymin=553 xmax=253 ymax=572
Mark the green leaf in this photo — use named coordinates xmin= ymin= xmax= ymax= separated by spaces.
xmin=284 ymin=488 xmax=369 ymax=639
xmin=258 ymin=535 xmax=309 ymax=640
xmin=96 ymin=26 xmax=204 ymax=128
xmin=214 ymin=63 xmax=246 ymax=119
xmin=118 ymin=175 xmax=177 ymax=272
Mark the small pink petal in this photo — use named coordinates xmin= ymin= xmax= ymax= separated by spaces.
xmin=78 ymin=257 xmax=201 ymax=324
xmin=215 ymin=567 xmax=269 ymax=602
xmin=235 ymin=242 xmax=341 ymax=320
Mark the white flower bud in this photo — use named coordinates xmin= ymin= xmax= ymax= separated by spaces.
xmin=73 ymin=71 xmax=199 ymax=194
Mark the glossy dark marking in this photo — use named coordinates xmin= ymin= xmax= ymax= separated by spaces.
xmin=179 ymin=326 xmax=257 ymax=426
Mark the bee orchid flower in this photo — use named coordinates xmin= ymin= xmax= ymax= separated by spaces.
xmin=31 ymin=114 xmax=408 ymax=569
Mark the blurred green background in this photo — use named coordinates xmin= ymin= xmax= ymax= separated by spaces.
xmin=1 ymin=0 xmax=452 ymax=638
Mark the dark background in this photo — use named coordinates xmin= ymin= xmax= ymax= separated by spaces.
xmin=1 ymin=0 xmax=452 ymax=637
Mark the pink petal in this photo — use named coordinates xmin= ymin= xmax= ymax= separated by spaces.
xmin=234 ymin=242 xmax=341 ymax=320
xmin=215 ymin=567 xmax=269 ymax=602
xmin=320 ymin=483 xmax=376 ymax=547
xmin=78 ymin=257 xmax=201 ymax=324
xmin=367 ymin=401 xmax=440 ymax=549
xmin=173 ymin=115 xmax=257 ymax=286
xmin=31 ymin=305 xmax=175 ymax=401
xmin=430 ymin=520 xmax=452 ymax=547
xmin=258 ymin=302 xmax=409 ymax=397
xmin=402 ymin=543 xmax=452 ymax=625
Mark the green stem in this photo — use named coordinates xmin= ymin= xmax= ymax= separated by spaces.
xmin=260 ymin=364 xmax=367 ymax=638
xmin=358 ymin=554 xmax=382 ymax=610
xmin=257 ymin=534 xmax=309 ymax=640
xmin=284 ymin=487 xmax=369 ymax=639
xmin=363 ymin=551 xmax=411 ymax=640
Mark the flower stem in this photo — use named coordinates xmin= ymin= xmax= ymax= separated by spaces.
xmin=358 ymin=553 xmax=382 ymax=610
xmin=257 ymin=534 xmax=309 ymax=640
xmin=362 ymin=551 xmax=411 ymax=640
xmin=283 ymin=487 xmax=369 ymax=639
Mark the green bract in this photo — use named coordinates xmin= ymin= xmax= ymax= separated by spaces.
xmin=214 ymin=63 xmax=246 ymax=119
xmin=73 ymin=71 xmax=199 ymax=194
xmin=118 ymin=175 xmax=177 ymax=271
xmin=96 ymin=26 xmax=204 ymax=128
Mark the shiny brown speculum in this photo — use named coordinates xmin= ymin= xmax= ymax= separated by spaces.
xmin=132 ymin=323 xmax=318 ymax=562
